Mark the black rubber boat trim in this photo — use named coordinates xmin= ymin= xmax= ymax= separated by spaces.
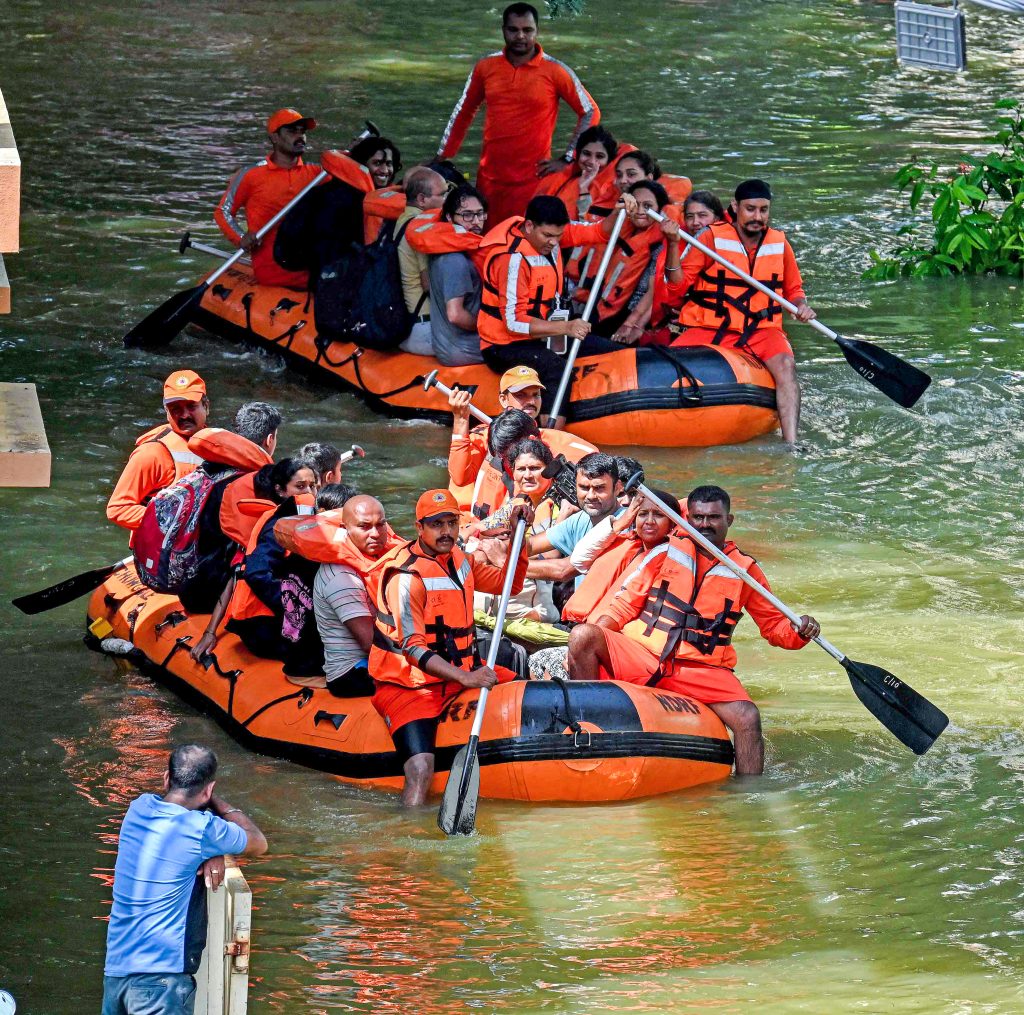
xmin=189 ymin=307 xmax=777 ymax=426
xmin=88 ymin=636 xmax=735 ymax=782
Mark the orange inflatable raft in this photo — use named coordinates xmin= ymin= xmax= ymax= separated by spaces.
xmin=189 ymin=264 xmax=778 ymax=448
xmin=86 ymin=565 xmax=734 ymax=800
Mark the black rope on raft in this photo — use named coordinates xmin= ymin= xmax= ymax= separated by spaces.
xmin=313 ymin=335 xmax=361 ymax=369
xmin=648 ymin=345 xmax=703 ymax=406
xmin=266 ymin=320 xmax=306 ymax=351
xmin=349 ymin=352 xmax=427 ymax=399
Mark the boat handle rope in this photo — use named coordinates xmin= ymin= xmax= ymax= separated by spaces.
xmin=240 ymin=687 xmax=314 ymax=729
xmin=160 ymin=635 xmax=192 ymax=670
xmin=265 ymin=319 xmax=306 ymax=351
xmin=349 ymin=351 xmax=429 ymax=400
xmin=647 ymin=345 xmax=703 ymax=405
xmin=550 ymin=676 xmax=587 ymax=742
xmin=313 ymin=335 xmax=361 ymax=369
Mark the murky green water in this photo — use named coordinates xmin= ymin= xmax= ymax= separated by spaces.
xmin=2 ymin=1 xmax=1024 ymax=1011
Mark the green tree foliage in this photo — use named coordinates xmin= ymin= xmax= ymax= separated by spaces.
xmin=864 ymin=100 xmax=1024 ymax=280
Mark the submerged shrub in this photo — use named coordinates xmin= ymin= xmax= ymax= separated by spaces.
xmin=864 ymin=100 xmax=1024 ymax=280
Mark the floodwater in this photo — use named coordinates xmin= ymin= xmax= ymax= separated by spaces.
xmin=2 ymin=1 xmax=1024 ymax=1011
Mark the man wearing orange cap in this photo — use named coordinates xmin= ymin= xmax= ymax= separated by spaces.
xmin=215 ymin=108 xmax=322 ymax=288
xmin=369 ymin=488 xmax=532 ymax=806
xmin=106 ymin=371 xmax=210 ymax=545
xmin=447 ymin=365 xmax=597 ymax=519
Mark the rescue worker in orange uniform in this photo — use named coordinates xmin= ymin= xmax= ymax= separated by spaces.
xmin=661 ymin=179 xmax=816 ymax=444
xmin=447 ymin=367 xmax=597 ymax=518
xmin=436 ymin=2 xmax=601 ymax=225
xmin=566 ymin=485 xmax=820 ymax=776
xmin=106 ymin=370 xmax=209 ymax=546
xmin=369 ymin=489 xmax=532 ymax=807
xmin=477 ymin=194 xmax=633 ymax=425
xmin=215 ymin=108 xmax=322 ymax=289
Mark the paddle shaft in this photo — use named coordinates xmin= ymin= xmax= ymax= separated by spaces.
xmin=631 ymin=480 xmax=845 ymax=666
xmin=464 ymin=518 xmax=528 ymax=744
xmin=424 ymin=373 xmax=492 ymax=424
xmin=202 ymin=169 xmax=328 ymax=288
xmin=648 ymin=209 xmax=837 ymax=342
xmin=185 ymin=237 xmax=251 ymax=265
xmin=338 ymin=445 xmax=364 ymax=465
xmin=545 ymin=208 xmax=628 ymax=428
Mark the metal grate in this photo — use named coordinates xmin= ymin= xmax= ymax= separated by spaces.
xmin=895 ymin=1 xmax=968 ymax=70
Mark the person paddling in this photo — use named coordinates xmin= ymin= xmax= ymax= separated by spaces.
xmin=369 ymin=489 xmax=532 ymax=807
xmin=661 ymin=179 xmax=816 ymax=444
xmin=435 ymin=2 xmax=601 ymax=224
xmin=566 ymin=484 xmax=820 ymax=775
xmin=106 ymin=370 xmax=209 ymax=547
xmin=214 ymin=108 xmax=322 ymax=289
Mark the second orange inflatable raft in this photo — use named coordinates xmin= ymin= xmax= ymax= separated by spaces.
xmin=86 ymin=565 xmax=734 ymax=801
xmin=189 ymin=265 xmax=779 ymax=448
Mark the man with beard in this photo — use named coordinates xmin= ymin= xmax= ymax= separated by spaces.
xmin=526 ymin=452 xmax=621 ymax=585
xmin=106 ymin=370 xmax=210 ymax=546
xmin=665 ymin=179 xmax=816 ymax=444
xmin=435 ymin=3 xmax=600 ymax=224
xmin=369 ymin=489 xmax=532 ymax=806
xmin=566 ymin=485 xmax=820 ymax=775
xmin=215 ymin=108 xmax=322 ymax=288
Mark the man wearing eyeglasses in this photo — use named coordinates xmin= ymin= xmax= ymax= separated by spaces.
xmin=396 ymin=168 xmax=451 ymax=355
xmin=427 ymin=183 xmax=490 ymax=366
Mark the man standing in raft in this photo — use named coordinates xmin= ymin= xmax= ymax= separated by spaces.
xmin=215 ymin=108 xmax=321 ymax=289
xmin=369 ymin=489 xmax=531 ymax=806
xmin=566 ymin=485 xmax=820 ymax=775
xmin=106 ymin=370 xmax=209 ymax=546
xmin=664 ymin=179 xmax=816 ymax=444
xmin=435 ymin=2 xmax=601 ymax=224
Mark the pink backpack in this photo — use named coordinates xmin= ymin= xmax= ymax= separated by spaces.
xmin=134 ymin=467 xmax=239 ymax=593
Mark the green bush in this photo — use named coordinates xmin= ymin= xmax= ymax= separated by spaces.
xmin=863 ymin=100 xmax=1024 ymax=280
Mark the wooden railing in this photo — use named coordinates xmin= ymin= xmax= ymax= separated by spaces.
xmin=195 ymin=857 xmax=252 ymax=1014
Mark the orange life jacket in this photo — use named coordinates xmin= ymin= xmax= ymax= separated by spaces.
xmin=219 ymin=475 xmax=273 ymax=548
xmin=477 ymin=217 xmax=563 ymax=348
xmin=227 ymin=495 xmax=315 ymax=623
xmin=680 ymin=222 xmax=788 ymax=344
xmin=561 ymin=532 xmax=646 ymax=624
xmin=186 ymin=428 xmax=272 ymax=472
xmin=369 ymin=540 xmax=479 ymax=689
xmin=133 ymin=424 xmax=204 ymax=481
xmin=569 ymin=215 xmax=673 ymax=320
xmin=362 ymin=187 xmax=405 ymax=244
xmin=321 ymin=150 xmax=375 ymax=193
xmin=273 ymin=511 xmax=405 ymax=604
xmin=620 ymin=534 xmax=756 ymax=675
xmin=660 ymin=174 xmax=693 ymax=205
xmin=466 ymin=427 xmax=598 ymax=520
xmin=404 ymin=208 xmax=483 ymax=255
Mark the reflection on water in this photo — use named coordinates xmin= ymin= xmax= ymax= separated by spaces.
xmin=3 ymin=0 xmax=1024 ymax=1010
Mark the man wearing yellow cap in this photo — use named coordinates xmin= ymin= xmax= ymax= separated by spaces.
xmin=106 ymin=371 xmax=209 ymax=545
xmin=447 ymin=365 xmax=597 ymax=519
xmin=214 ymin=108 xmax=322 ymax=289
xmin=369 ymin=488 xmax=532 ymax=806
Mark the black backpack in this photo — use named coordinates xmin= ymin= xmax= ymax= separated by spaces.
xmin=313 ymin=219 xmax=415 ymax=351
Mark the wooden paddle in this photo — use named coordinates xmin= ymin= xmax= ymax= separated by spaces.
xmin=438 ymin=516 xmax=527 ymax=836
xmin=647 ymin=209 xmax=932 ymax=409
xmin=545 ymin=208 xmax=628 ymax=428
xmin=13 ymin=557 xmax=133 ymax=615
xmin=123 ymin=169 xmax=328 ymax=349
xmin=625 ymin=475 xmax=948 ymax=755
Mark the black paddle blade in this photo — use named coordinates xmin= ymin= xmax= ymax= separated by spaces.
xmin=834 ymin=334 xmax=932 ymax=409
xmin=437 ymin=742 xmax=481 ymax=836
xmin=12 ymin=563 xmax=119 ymax=615
xmin=123 ymin=283 xmax=206 ymax=349
xmin=842 ymin=657 xmax=948 ymax=755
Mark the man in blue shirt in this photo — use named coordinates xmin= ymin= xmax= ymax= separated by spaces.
xmin=102 ymin=745 xmax=268 ymax=1015
xmin=527 ymin=452 xmax=621 ymax=587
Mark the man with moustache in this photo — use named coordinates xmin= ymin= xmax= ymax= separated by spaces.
xmin=666 ymin=179 xmax=816 ymax=444
xmin=566 ymin=485 xmax=820 ymax=775
xmin=435 ymin=2 xmax=601 ymax=224
xmin=215 ymin=108 xmax=322 ymax=288
xmin=106 ymin=370 xmax=210 ymax=546
xmin=369 ymin=489 xmax=532 ymax=806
